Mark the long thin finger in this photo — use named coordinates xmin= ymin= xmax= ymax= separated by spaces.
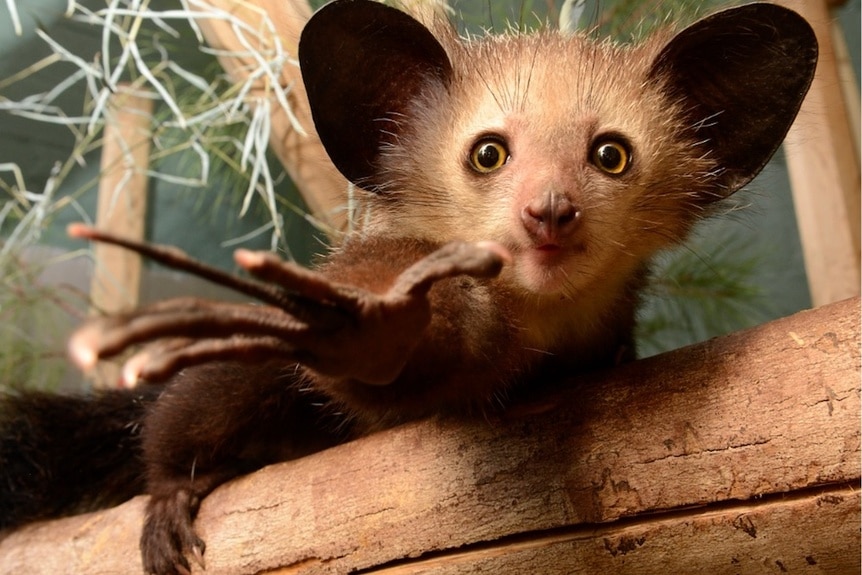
xmin=234 ymin=249 xmax=362 ymax=317
xmin=69 ymin=224 xmax=303 ymax=312
xmin=69 ymin=305 xmax=320 ymax=368
xmin=68 ymin=298 xmax=255 ymax=368
xmin=121 ymin=338 xmax=196 ymax=387
xmin=132 ymin=336 xmax=303 ymax=383
xmin=392 ymin=241 xmax=509 ymax=297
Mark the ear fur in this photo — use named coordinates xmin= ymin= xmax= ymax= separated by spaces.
xmin=299 ymin=0 xmax=452 ymax=191
xmin=648 ymin=3 xmax=818 ymax=196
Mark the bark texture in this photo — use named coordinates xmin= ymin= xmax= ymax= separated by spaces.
xmin=0 ymin=297 xmax=858 ymax=574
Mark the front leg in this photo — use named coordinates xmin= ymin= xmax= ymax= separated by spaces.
xmin=238 ymin=239 xmax=509 ymax=385
xmin=138 ymin=360 xmax=348 ymax=575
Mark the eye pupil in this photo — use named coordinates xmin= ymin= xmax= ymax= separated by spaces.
xmin=597 ymin=145 xmax=621 ymax=169
xmin=477 ymin=144 xmax=500 ymax=169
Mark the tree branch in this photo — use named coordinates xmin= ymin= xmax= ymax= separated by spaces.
xmin=0 ymin=297 xmax=858 ymax=573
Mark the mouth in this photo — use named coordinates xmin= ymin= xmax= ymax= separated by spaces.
xmin=530 ymin=244 xmax=566 ymax=266
xmin=536 ymin=243 xmax=562 ymax=253
xmin=529 ymin=241 xmax=586 ymax=263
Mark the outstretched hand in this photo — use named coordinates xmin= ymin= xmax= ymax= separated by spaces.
xmin=67 ymin=225 xmax=509 ymax=387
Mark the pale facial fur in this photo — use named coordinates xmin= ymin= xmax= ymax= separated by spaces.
xmin=368 ymin=30 xmax=718 ymax=306
xmin=301 ymin=1 xmax=815 ymax=358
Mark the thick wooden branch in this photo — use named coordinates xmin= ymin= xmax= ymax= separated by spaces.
xmin=0 ymin=297 xmax=858 ymax=574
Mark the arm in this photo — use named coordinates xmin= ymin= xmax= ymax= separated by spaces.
xmin=67 ymin=226 xmax=512 ymax=419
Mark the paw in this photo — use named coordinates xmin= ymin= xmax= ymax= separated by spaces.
xmin=141 ymin=489 xmax=205 ymax=575
xmin=68 ymin=225 xmax=509 ymax=386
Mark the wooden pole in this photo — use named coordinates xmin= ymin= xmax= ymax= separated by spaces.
xmin=1 ymin=296 xmax=858 ymax=574
xmin=192 ymin=0 xmax=352 ymax=237
xmin=190 ymin=0 xmax=453 ymax=238
xmin=90 ymin=86 xmax=153 ymax=386
xmin=775 ymin=0 xmax=861 ymax=306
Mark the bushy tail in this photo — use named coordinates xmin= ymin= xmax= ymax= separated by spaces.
xmin=0 ymin=386 xmax=160 ymax=530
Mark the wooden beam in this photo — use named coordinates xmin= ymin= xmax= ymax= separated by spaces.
xmin=89 ymin=86 xmax=153 ymax=387
xmin=192 ymin=0 xmax=351 ymax=237
xmin=0 ymin=297 xmax=858 ymax=574
xmin=92 ymin=87 xmax=152 ymax=314
xmin=775 ymin=0 xmax=861 ymax=306
xmin=831 ymin=18 xmax=861 ymax=156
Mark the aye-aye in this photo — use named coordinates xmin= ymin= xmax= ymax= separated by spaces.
xmin=0 ymin=1 xmax=816 ymax=574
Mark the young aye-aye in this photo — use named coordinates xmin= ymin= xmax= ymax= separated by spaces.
xmin=0 ymin=1 xmax=816 ymax=573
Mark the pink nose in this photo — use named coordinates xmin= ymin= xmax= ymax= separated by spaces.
xmin=521 ymin=193 xmax=581 ymax=244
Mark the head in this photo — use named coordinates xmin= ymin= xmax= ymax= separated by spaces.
xmin=299 ymin=0 xmax=817 ymax=298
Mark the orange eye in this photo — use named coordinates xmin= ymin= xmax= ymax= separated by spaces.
xmin=591 ymin=139 xmax=631 ymax=175
xmin=470 ymin=139 xmax=509 ymax=173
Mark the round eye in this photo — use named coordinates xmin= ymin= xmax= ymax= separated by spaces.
xmin=470 ymin=139 xmax=509 ymax=173
xmin=591 ymin=139 xmax=631 ymax=175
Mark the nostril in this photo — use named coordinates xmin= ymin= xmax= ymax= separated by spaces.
xmin=547 ymin=195 xmax=581 ymax=232
xmin=521 ymin=194 xmax=581 ymax=241
xmin=555 ymin=202 xmax=579 ymax=227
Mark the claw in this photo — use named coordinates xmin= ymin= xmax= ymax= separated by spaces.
xmin=121 ymin=351 xmax=147 ymax=388
xmin=68 ymin=327 xmax=100 ymax=371
xmin=190 ymin=543 xmax=206 ymax=571
xmin=476 ymin=241 xmax=513 ymax=265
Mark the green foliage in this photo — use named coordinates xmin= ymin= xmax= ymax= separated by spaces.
xmin=569 ymin=0 xmax=736 ymax=40
xmin=637 ymin=234 xmax=770 ymax=357
xmin=0 ymin=251 xmax=83 ymax=393
xmin=0 ymin=0 xmax=306 ymax=389
xmin=450 ymin=0 xmax=735 ymax=36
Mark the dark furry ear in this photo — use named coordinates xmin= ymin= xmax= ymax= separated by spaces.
xmin=649 ymin=3 xmax=817 ymax=197
xmin=299 ymin=0 xmax=452 ymax=191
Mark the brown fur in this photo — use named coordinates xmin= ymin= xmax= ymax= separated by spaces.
xmin=1 ymin=3 xmax=817 ymax=575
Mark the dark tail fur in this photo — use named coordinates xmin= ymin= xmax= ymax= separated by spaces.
xmin=0 ymin=386 xmax=160 ymax=530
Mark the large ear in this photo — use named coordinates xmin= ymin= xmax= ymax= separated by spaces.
xmin=648 ymin=3 xmax=817 ymax=197
xmin=299 ymin=0 xmax=453 ymax=191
